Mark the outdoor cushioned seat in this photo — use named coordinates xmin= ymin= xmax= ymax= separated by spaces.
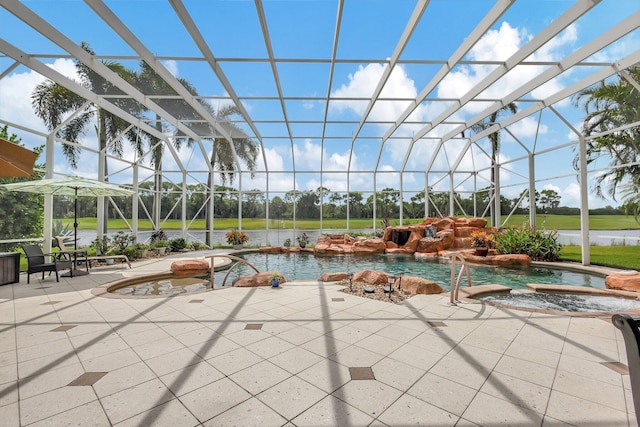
xmin=22 ymin=244 xmax=72 ymax=284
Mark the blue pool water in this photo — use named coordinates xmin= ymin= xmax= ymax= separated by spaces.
xmin=215 ymin=253 xmax=606 ymax=291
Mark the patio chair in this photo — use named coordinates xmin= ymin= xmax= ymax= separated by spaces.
xmin=22 ymin=244 xmax=72 ymax=284
xmin=53 ymin=236 xmax=89 ymax=274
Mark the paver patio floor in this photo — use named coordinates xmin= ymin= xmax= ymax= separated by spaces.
xmin=0 ymin=252 xmax=636 ymax=426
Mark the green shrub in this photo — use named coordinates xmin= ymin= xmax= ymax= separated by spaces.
xmin=190 ymin=241 xmax=204 ymax=250
xmin=169 ymin=238 xmax=188 ymax=252
xmin=112 ymin=231 xmax=135 ymax=253
xmin=122 ymin=246 xmax=141 ymax=260
xmin=90 ymin=236 xmax=111 ymax=255
xmin=494 ymin=225 xmax=561 ymax=261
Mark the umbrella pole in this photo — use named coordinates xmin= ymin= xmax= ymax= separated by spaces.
xmin=74 ymin=188 xmax=78 ymax=250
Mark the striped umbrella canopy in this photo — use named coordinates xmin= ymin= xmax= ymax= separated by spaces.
xmin=1 ymin=176 xmax=134 ymax=247
xmin=1 ymin=176 xmax=133 ymax=197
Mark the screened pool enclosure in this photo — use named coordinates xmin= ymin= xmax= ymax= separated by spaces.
xmin=0 ymin=0 xmax=638 ymax=264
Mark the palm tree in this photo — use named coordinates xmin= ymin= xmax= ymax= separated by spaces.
xmin=31 ymin=42 xmax=143 ymax=233
xmin=572 ymin=66 xmax=640 ymax=202
xmin=135 ymin=63 xmax=258 ymax=245
xmin=471 ymin=103 xmax=518 ymax=227
xmin=32 ymin=42 xmax=143 ymax=169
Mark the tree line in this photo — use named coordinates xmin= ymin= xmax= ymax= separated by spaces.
xmin=50 ymin=183 xmax=625 ymax=223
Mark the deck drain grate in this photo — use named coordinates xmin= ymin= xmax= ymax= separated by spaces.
xmin=601 ymin=362 xmax=629 ymax=375
xmin=189 ymin=299 xmax=204 ymax=303
xmin=35 ymin=287 xmax=50 ymax=290
xmin=332 ymin=298 xmax=345 ymax=302
xmin=51 ymin=325 xmax=77 ymax=332
xmin=68 ymin=372 xmax=107 ymax=386
xmin=427 ymin=321 xmax=447 ymax=327
xmin=349 ymin=367 xmax=375 ymax=380
xmin=41 ymin=301 xmax=61 ymax=305
xmin=245 ymin=323 xmax=263 ymax=330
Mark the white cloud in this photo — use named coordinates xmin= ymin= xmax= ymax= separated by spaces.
xmin=293 ymin=139 xmax=323 ymax=171
xmin=161 ymin=60 xmax=179 ymax=77
xmin=0 ymin=59 xmax=78 ymax=140
xmin=327 ymin=20 xmax=578 ymax=178
xmin=542 ymin=183 xmax=562 ymax=194
xmin=509 ymin=117 xmax=548 ymax=138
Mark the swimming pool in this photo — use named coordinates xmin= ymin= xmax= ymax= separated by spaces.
xmin=217 ymin=253 xmax=606 ymax=291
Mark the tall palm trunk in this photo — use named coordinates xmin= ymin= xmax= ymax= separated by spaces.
xmin=489 ymin=127 xmax=498 ymax=228
xmin=205 ymin=169 xmax=214 ymax=247
xmin=152 ymin=116 xmax=163 ymax=230
xmin=98 ymin=111 xmax=109 ymax=235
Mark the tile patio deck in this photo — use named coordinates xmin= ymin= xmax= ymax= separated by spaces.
xmin=0 ymin=251 xmax=637 ymax=426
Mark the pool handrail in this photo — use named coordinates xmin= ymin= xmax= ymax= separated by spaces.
xmin=204 ymin=254 xmax=260 ymax=287
xmin=448 ymin=253 xmax=472 ymax=305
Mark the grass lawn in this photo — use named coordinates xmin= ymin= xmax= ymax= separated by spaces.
xmin=502 ymin=214 xmax=639 ymax=230
xmin=64 ymin=214 xmax=639 ymax=231
xmin=560 ymin=245 xmax=640 ymax=270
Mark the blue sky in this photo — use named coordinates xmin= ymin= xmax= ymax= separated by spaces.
xmin=0 ymin=0 xmax=639 ymax=209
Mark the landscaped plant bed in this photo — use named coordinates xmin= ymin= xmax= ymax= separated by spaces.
xmin=338 ymin=279 xmax=413 ymax=304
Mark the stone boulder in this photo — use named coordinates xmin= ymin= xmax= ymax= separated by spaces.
xmin=453 ymin=237 xmax=472 ymax=249
xmin=260 ymin=246 xmax=282 ymax=254
xmin=416 ymin=238 xmax=443 ymax=253
xmin=344 ymin=234 xmax=356 ymax=245
xmin=459 ymin=252 xmax=495 ymax=265
xmin=399 ymin=276 xmax=444 ymax=295
xmin=458 ymin=252 xmax=532 ymax=267
xmin=606 ymin=273 xmax=640 ymax=292
xmin=353 ymin=238 xmax=386 ymax=254
xmin=438 ymin=230 xmax=455 ymax=249
xmin=455 ymin=226 xmax=476 ymax=238
xmin=353 ymin=270 xmax=388 ymax=285
xmin=315 ymin=244 xmax=341 ymax=254
xmin=404 ymin=228 xmax=422 ymax=251
xmin=493 ymin=254 xmax=531 ymax=267
xmin=465 ymin=218 xmax=488 ymax=228
xmin=233 ymin=271 xmax=287 ymax=287
xmin=170 ymin=259 xmax=209 ymax=276
xmin=321 ymin=272 xmax=348 ymax=282
xmin=432 ymin=217 xmax=455 ymax=231
xmin=386 ymin=241 xmax=399 ymax=249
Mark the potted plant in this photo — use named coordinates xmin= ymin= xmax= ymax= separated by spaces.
xmin=226 ymin=229 xmax=249 ymax=249
xmin=136 ymin=243 xmax=152 ymax=258
xmin=296 ymin=232 xmax=309 ymax=248
xmin=283 ymin=238 xmax=291 ymax=247
xmin=269 ymin=271 xmax=282 ymax=288
xmin=153 ymin=239 xmax=169 ymax=255
xmin=151 ymin=229 xmax=168 ymax=243
xmin=470 ymin=230 xmax=494 ymax=256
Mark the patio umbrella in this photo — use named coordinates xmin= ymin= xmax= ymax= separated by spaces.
xmin=0 ymin=138 xmax=38 ymax=177
xmin=1 ymin=176 xmax=134 ymax=248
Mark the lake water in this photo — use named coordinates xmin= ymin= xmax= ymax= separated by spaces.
xmin=73 ymin=228 xmax=640 ymax=247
